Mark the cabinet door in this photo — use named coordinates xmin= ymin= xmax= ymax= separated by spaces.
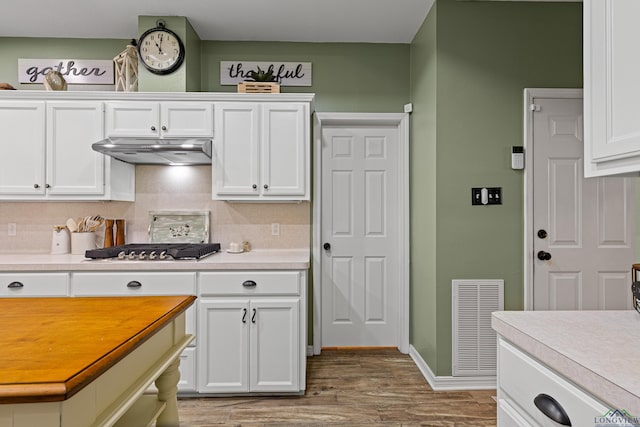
xmin=161 ymin=102 xmax=213 ymax=137
xmin=198 ymin=299 xmax=250 ymax=393
xmin=261 ymin=103 xmax=308 ymax=197
xmin=250 ymin=298 xmax=300 ymax=392
xmin=105 ymin=102 xmax=160 ymax=137
xmin=585 ymin=0 xmax=640 ymax=176
xmin=46 ymin=101 xmax=105 ymax=195
xmin=213 ymin=103 xmax=260 ymax=196
xmin=0 ymin=101 xmax=45 ymax=195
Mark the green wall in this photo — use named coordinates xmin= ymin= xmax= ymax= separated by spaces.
xmin=200 ymin=41 xmax=410 ymax=112
xmin=0 ymin=37 xmax=129 ymax=91
xmin=409 ymin=2 xmax=438 ymax=374
xmin=409 ymin=0 xmax=583 ymax=375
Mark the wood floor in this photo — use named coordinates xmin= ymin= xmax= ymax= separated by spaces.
xmin=177 ymin=348 xmax=497 ymax=426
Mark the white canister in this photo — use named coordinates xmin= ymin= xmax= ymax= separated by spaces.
xmin=71 ymin=232 xmax=97 ymax=255
xmin=51 ymin=226 xmax=70 ymax=254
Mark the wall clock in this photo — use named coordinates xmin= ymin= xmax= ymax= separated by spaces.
xmin=137 ymin=21 xmax=185 ymax=75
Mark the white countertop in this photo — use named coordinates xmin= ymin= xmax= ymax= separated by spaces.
xmin=492 ymin=310 xmax=640 ymax=415
xmin=0 ymin=249 xmax=310 ymax=271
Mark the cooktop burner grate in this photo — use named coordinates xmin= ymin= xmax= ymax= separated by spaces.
xmin=85 ymin=243 xmax=221 ymax=260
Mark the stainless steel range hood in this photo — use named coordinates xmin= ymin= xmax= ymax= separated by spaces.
xmin=92 ymin=138 xmax=212 ymax=165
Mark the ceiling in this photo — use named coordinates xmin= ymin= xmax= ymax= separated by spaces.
xmin=0 ymin=0 xmax=436 ymax=44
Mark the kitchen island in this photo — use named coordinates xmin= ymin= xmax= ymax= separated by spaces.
xmin=0 ymin=295 xmax=195 ymax=427
xmin=492 ymin=310 xmax=640 ymax=426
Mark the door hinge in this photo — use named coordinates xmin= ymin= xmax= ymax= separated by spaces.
xmin=530 ymin=104 xmax=541 ymax=112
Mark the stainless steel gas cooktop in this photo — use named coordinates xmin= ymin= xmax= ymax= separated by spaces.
xmin=85 ymin=243 xmax=221 ymax=261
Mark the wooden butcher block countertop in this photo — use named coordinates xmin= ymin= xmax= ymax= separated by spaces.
xmin=0 ymin=295 xmax=196 ymax=404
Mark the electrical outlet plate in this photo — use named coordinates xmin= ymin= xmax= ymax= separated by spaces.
xmin=271 ymin=223 xmax=280 ymax=236
xmin=7 ymin=223 xmax=16 ymax=236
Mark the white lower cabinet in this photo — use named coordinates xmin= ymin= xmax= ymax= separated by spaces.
xmin=70 ymin=271 xmax=197 ymax=392
xmin=197 ymin=271 xmax=306 ymax=394
xmin=497 ymin=337 xmax=608 ymax=427
xmin=0 ymin=273 xmax=68 ymax=297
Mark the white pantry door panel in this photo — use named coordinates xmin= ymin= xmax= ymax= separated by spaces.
xmin=0 ymin=101 xmax=45 ymax=195
xmin=586 ymin=0 xmax=640 ymax=168
xmin=321 ymin=126 xmax=399 ymax=347
xmin=261 ymin=103 xmax=307 ymax=196
xmin=213 ymin=103 xmax=260 ymax=195
xmin=46 ymin=101 xmax=104 ymax=195
xmin=533 ymin=97 xmax=635 ymax=310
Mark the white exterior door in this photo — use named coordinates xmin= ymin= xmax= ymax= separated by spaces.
xmin=532 ymin=97 xmax=635 ymax=310
xmin=321 ymin=125 xmax=400 ymax=347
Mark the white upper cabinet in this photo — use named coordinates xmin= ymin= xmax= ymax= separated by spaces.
xmin=584 ymin=0 xmax=640 ymax=176
xmin=0 ymin=100 xmax=134 ymax=201
xmin=105 ymin=101 xmax=213 ymax=138
xmin=212 ymin=102 xmax=310 ymax=201
xmin=0 ymin=101 xmax=45 ymax=195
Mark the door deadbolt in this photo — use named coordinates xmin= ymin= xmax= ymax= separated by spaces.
xmin=537 ymin=251 xmax=552 ymax=261
xmin=537 ymin=229 xmax=548 ymax=239
xmin=323 ymin=243 xmax=331 ymax=251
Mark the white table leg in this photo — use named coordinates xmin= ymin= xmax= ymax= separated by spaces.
xmin=155 ymin=357 xmax=181 ymax=427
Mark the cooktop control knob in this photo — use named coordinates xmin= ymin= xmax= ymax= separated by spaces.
xmin=149 ymin=251 xmax=157 ymax=260
xmin=138 ymin=251 xmax=147 ymax=260
xmin=128 ymin=251 xmax=137 ymax=260
xmin=159 ymin=251 xmax=168 ymax=260
xmin=117 ymin=251 xmax=126 ymax=260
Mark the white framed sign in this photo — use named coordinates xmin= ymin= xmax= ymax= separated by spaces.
xmin=18 ymin=59 xmax=114 ymax=84
xmin=220 ymin=61 xmax=312 ymax=86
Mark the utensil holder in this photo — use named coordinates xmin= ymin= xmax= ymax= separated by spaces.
xmin=115 ymin=219 xmax=126 ymax=246
xmin=71 ymin=232 xmax=97 ymax=255
xmin=103 ymin=219 xmax=114 ymax=248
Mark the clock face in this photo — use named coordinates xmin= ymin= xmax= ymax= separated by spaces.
xmin=138 ymin=28 xmax=185 ymax=75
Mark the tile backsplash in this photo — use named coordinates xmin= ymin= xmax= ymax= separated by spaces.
xmin=0 ymin=165 xmax=310 ymax=254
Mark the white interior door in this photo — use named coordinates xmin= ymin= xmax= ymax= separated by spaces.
xmin=532 ymin=97 xmax=636 ymax=310
xmin=321 ymin=125 xmax=400 ymax=347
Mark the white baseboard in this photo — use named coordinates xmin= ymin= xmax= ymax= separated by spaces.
xmin=409 ymin=345 xmax=496 ymax=390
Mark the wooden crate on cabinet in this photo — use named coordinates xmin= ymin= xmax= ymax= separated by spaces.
xmin=237 ymin=82 xmax=280 ymax=94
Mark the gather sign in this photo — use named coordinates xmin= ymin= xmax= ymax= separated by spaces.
xmin=18 ymin=59 xmax=115 ymax=84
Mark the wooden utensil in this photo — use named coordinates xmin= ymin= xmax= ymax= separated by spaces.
xmin=66 ymin=218 xmax=77 ymax=233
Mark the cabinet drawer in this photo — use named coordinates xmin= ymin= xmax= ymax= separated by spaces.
xmin=71 ymin=272 xmax=196 ymax=295
xmin=498 ymin=338 xmax=607 ymax=427
xmin=199 ymin=271 xmax=301 ymax=296
xmin=0 ymin=273 xmax=68 ymax=297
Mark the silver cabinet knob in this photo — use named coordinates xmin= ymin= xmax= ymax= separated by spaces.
xmin=252 ymin=184 xmax=257 ymax=190
xmin=33 ymin=184 xmax=40 ymax=189
xmin=263 ymin=184 xmax=269 ymax=189
xmin=150 ymin=126 xmax=156 ymax=131
xmin=161 ymin=125 xmax=167 ymax=131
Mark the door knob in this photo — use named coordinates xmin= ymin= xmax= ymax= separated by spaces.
xmin=537 ymin=229 xmax=548 ymax=239
xmin=323 ymin=243 xmax=331 ymax=251
xmin=537 ymin=251 xmax=552 ymax=261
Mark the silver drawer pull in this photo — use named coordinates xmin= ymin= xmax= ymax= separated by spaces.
xmin=7 ymin=281 xmax=24 ymax=289
xmin=242 ymin=280 xmax=257 ymax=288
xmin=126 ymin=280 xmax=142 ymax=288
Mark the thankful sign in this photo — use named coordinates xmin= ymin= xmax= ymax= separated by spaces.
xmin=220 ymin=61 xmax=312 ymax=86
xmin=18 ymin=59 xmax=114 ymax=84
